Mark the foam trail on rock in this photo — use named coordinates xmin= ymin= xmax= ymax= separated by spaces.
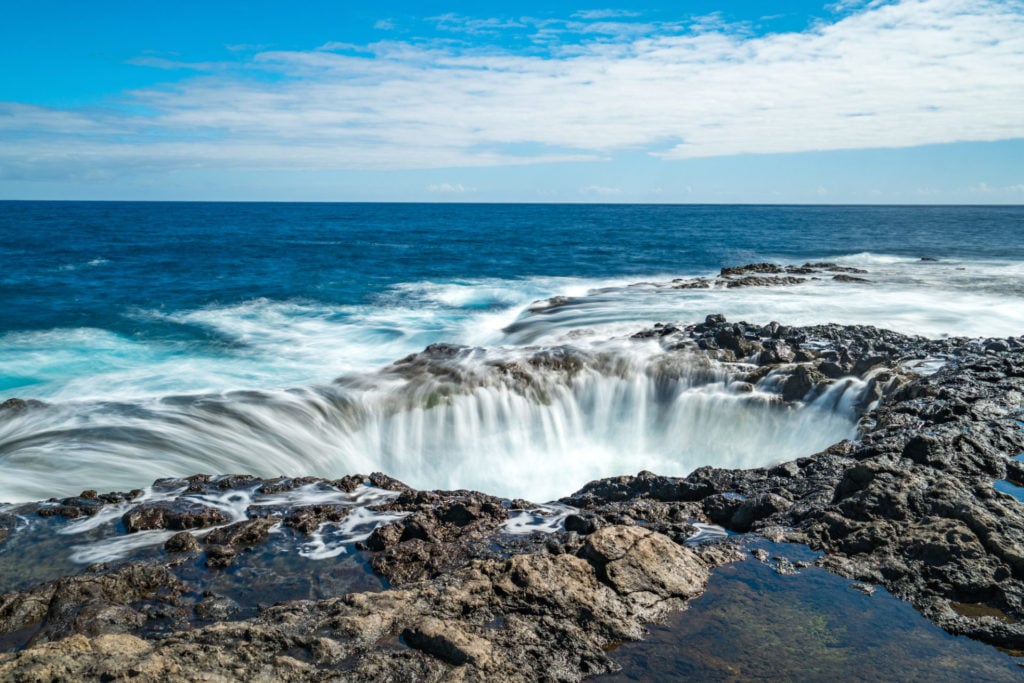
xmin=61 ymin=482 xmax=403 ymax=564
xmin=299 ymin=508 xmax=411 ymax=560
xmin=502 ymin=503 xmax=577 ymax=535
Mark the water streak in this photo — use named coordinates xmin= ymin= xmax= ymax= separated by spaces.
xmin=0 ymin=345 xmax=868 ymax=503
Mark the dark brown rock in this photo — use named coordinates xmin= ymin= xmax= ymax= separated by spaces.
xmin=164 ymin=531 xmax=200 ymax=553
xmin=122 ymin=501 xmax=229 ymax=533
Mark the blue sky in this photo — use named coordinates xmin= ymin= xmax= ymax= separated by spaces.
xmin=1 ymin=0 xmax=1022 ymax=203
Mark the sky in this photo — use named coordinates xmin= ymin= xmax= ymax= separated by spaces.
xmin=1 ymin=0 xmax=1022 ymax=203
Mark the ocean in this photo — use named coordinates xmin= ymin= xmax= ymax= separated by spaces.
xmin=1 ymin=201 xmax=1023 ymax=503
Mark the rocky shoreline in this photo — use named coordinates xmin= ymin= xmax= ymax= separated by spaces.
xmin=1 ymin=302 xmax=1023 ymax=679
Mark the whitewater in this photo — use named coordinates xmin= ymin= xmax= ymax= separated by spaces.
xmin=0 ymin=254 xmax=1021 ymax=503
xmin=1 ymin=203 xmax=1022 ymax=503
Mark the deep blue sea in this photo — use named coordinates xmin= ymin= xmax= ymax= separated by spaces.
xmin=1 ymin=201 xmax=1023 ymax=503
xmin=4 ymin=202 xmax=1023 ymax=336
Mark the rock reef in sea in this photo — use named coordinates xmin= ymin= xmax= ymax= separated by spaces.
xmin=1 ymin=301 xmax=1024 ymax=677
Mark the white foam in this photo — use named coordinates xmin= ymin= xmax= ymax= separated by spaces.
xmin=58 ymin=486 xmax=186 ymax=536
xmin=69 ymin=528 xmax=181 ymax=565
xmin=61 ymin=483 xmax=403 ymax=564
xmin=6 ymin=257 xmax=1023 ymax=404
xmin=502 ymin=503 xmax=577 ymax=535
xmin=3 ymin=254 xmax=1022 ymax=507
xmin=686 ymin=522 xmax=729 ymax=544
xmin=298 ymin=507 xmax=410 ymax=560
xmin=0 ymin=345 xmax=868 ymax=504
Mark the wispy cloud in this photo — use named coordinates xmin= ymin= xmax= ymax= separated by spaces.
xmin=572 ymin=9 xmax=642 ymax=20
xmin=124 ymin=56 xmax=223 ymax=71
xmin=432 ymin=14 xmax=527 ymax=35
xmin=427 ymin=182 xmax=473 ymax=193
xmin=580 ymin=185 xmax=623 ymax=196
xmin=2 ymin=0 xmax=1022 ymax=181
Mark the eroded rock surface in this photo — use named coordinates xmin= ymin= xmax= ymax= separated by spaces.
xmin=0 ymin=526 xmax=717 ymax=681
xmin=564 ymin=333 xmax=1024 ymax=653
xmin=1 ymin=313 xmax=1023 ymax=678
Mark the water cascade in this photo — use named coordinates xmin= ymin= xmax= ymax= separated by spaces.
xmin=0 ymin=342 xmax=871 ymax=503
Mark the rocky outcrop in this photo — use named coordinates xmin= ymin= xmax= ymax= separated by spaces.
xmin=122 ymin=500 xmax=230 ymax=533
xmin=564 ymin=340 xmax=1024 ymax=652
xmin=0 ymin=526 xmax=720 ymax=681
xmin=2 ymin=317 xmax=1024 ymax=678
xmin=660 ymin=261 xmax=870 ymax=290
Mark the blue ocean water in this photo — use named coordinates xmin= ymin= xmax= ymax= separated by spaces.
xmin=0 ymin=201 xmax=1022 ymax=502
xmin=3 ymin=202 xmax=1023 ymax=337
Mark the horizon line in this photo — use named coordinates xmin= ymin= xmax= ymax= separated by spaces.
xmin=1 ymin=199 xmax=1022 ymax=208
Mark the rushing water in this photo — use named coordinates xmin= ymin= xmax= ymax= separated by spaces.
xmin=1 ymin=202 xmax=1022 ymax=503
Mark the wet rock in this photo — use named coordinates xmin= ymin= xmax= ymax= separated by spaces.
xmin=782 ymin=365 xmax=826 ymax=402
xmin=0 ymin=398 xmax=46 ymax=413
xmin=163 ymin=532 xmax=200 ymax=553
xmin=367 ymin=472 xmax=413 ymax=491
xmin=0 ymin=563 xmax=186 ymax=646
xmin=2 ymin=317 xmax=1024 ymax=675
xmin=564 ymin=514 xmax=598 ymax=535
xmin=204 ymin=544 xmax=237 ymax=569
xmin=256 ymin=476 xmax=322 ymax=494
xmin=725 ymin=275 xmax=806 ymax=288
xmin=720 ymin=263 xmax=786 ymax=276
xmin=0 ymin=514 xmax=14 ymax=545
xmin=662 ymin=263 xmax=872 ymax=293
xmin=204 ymin=518 xmax=276 ymax=549
xmin=984 ymin=340 xmax=1011 ymax=353
xmin=0 ymin=526 xmax=715 ymax=681
xmin=36 ymin=495 xmax=105 ymax=520
xmin=194 ymin=594 xmax=241 ymax=621
xmin=729 ymin=493 xmax=791 ymax=532
xmin=122 ymin=500 xmax=230 ymax=533
xmin=282 ymin=504 xmax=350 ymax=534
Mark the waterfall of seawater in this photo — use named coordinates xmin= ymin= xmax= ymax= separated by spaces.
xmin=0 ymin=347 xmax=870 ymax=503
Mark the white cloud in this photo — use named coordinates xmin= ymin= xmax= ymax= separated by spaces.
xmin=580 ymin=185 xmax=623 ymax=195
xmin=572 ymin=10 xmax=641 ymax=20
xmin=2 ymin=0 xmax=1023 ymax=179
xmin=431 ymin=14 xmax=527 ymax=34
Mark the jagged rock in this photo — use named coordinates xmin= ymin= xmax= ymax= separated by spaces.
xmin=204 ymin=518 xmax=276 ymax=549
xmin=783 ymin=365 xmax=826 ymax=402
xmin=0 ymin=564 xmax=186 ymax=646
xmin=204 ymin=544 xmax=236 ymax=569
xmin=122 ymin=500 xmax=229 ymax=533
xmin=0 ymin=526 xmax=718 ymax=681
xmin=2 ymin=316 xmax=1024 ymax=676
xmin=282 ymin=504 xmax=350 ymax=534
xmin=163 ymin=531 xmax=199 ymax=553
